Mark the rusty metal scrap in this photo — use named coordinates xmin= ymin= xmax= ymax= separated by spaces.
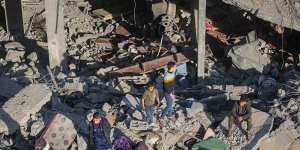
xmin=111 ymin=50 xmax=196 ymax=74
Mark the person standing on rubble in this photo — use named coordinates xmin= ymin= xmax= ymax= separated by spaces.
xmin=89 ymin=112 xmax=112 ymax=150
xmin=228 ymin=97 xmax=252 ymax=139
xmin=141 ymin=82 xmax=160 ymax=125
xmin=159 ymin=62 xmax=177 ymax=125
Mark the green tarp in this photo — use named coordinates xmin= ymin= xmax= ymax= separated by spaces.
xmin=192 ymin=138 xmax=230 ymax=150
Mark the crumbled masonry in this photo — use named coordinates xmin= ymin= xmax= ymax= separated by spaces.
xmin=0 ymin=0 xmax=300 ymax=149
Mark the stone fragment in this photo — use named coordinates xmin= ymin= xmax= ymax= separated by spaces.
xmin=121 ymin=94 xmax=141 ymax=109
xmin=0 ymin=84 xmax=52 ymax=135
xmin=30 ymin=120 xmax=45 ymax=137
xmin=4 ymin=42 xmax=25 ymax=50
xmin=130 ymin=120 xmax=149 ymax=131
xmin=26 ymin=52 xmax=38 ymax=62
xmin=102 ymin=103 xmax=112 ymax=113
xmin=203 ymin=128 xmax=215 ymax=140
xmin=5 ymin=50 xmax=25 ymax=63
xmin=62 ymin=77 xmax=86 ymax=95
xmin=77 ymin=134 xmax=87 ymax=150
xmin=132 ymin=110 xmax=143 ymax=120
xmin=228 ymin=34 xmax=270 ymax=73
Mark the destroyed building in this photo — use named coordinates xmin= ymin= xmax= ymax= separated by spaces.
xmin=0 ymin=0 xmax=300 ymax=149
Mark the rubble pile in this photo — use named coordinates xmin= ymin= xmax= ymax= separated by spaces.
xmin=0 ymin=0 xmax=300 ymax=150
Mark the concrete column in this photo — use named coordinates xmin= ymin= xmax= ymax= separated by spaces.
xmin=4 ymin=0 xmax=24 ymax=37
xmin=45 ymin=0 xmax=66 ymax=68
xmin=196 ymin=0 xmax=206 ymax=79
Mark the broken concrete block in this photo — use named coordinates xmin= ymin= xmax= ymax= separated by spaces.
xmin=77 ymin=134 xmax=88 ymax=150
xmin=226 ymin=85 xmax=249 ymax=100
xmin=62 ymin=77 xmax=86 ymax=95
xmin=26 ymin=52 xmax=38 ymax=62
xmin=30 ymin=120 xmax=45 ymax=137
xmin=152 ymin=1 xmax=176 ymax=19
xmin=114 ymin=80 xmax=132 ymax=93
xmin=96 ymin=66 xmax=117 ymax=76
xmin=228 ymin=36 xmax=270 ymax=73
xmin=0 ymin=84 xmax=52 ymax=135
xmin=4 ymin=42 xmax=25 ymax=50
xmin=0 ymin=76 xmax=22 ymax=98
xmin=203 ymin=128 xmax=215 ymax=140
xmin=121 ymin=94 xmax=141 ymax=110
xmin=130 ymin=120 xmax=149 ymax=131
xmin=5 ymin=50 xmax=25 ymax=63
xmin=102 ymin=103 xmax=112 ymax=113
xmin=39 ymin=113 xmax=77 ymax=150
xmin=132 ymin=110 xmax=143 ymax=120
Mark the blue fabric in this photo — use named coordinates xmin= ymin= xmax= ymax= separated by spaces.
xmin=93 ymin=123 xmax=111 ymax=150
xmin=161 ymin=93 xmax=174 ymax=118
xmin=145 ymin=106 xmax=155 ymax=124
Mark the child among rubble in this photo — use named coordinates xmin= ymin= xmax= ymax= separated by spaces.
xmin=141 ymin=82 xmax=160 ymax=125
xmin=159 ymin=61 xmax=177 ymax=125
xmin=228 ymin=97 xmax=252 ymax=140
xmin=89 ymin=112 xmax=112 ymax=150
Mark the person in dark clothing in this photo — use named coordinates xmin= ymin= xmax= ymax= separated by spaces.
xmin=228 ymin=98 xmax=252 ymax=139
xmin=89 ymin=112 xmax=112 ymax=150
xmin=159 ymin=62 xmax=177 ymax=125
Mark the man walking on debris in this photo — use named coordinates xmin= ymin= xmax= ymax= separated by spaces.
xmin=228 ymin=97 xmax=252 ymax=139
xmin=141 ymin=82 xmax=160 ymax=125
xmin=89 ymin=112 xmax=112 ymax=150
xmin=159 ymin=62 xmax=177 ymax=125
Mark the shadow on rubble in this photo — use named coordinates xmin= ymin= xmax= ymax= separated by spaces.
xmin=0 ymin=109 xmax=31 ymax=149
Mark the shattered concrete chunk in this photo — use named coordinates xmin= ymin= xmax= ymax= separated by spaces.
xmin=132 ymin=110 xmax=143 ymax=120
xmin=130 ymin=120 xmax=149 ymax=131
xmin=39 ymin=113 xmax=77 ymax=150
xmin=62 ymin=77 xmax=86 ymax=95
xmin=0 ymin=84 xmax=52 ymax=135
xmin=121 ymin=94 xmax=141 ymax=110
xmin=0 ymin=76 xmax=23 ymax=98
xmin=5 ymin=50 xmax=25 ymax=63
xmin=26 ymin=52 xmax=38 ymax=62
xmin=77 ymin=134 xmax=88 ymax=150
xmin=4 ymin=42 xmax=25 ymax=50
xmin=30 ymin=120 xmax=45 ymax=137
xmin=102 ymin=103 xmax=112 ymax=113
xmin=228 ymin=34 xmax=271 ymax=73
xmin=226 ymin=85 xmax=250 ymax=100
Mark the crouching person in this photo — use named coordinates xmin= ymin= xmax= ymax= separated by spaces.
xmin=141 ymin=82 xmax=160 ymax=125
xmin=89 ymin=112 xmax=112 ymax=150
xmin=228 ymin=97 xmax=252 ymax=139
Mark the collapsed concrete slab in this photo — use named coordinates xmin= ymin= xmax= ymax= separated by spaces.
xmin=218 ymin=108 xmax=273 ymax=150
xmin=0 ymin=84 xmax=52 ymax=135
xmin=260 ymin=128 xmax=300 ymax=150
xmin=0 ymin=76 xmax=22 ymax=98
xmin=223 ymin=0 xmax=300 ymax=31
xmin=38 ymin=113 xmax=77 ymax=150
